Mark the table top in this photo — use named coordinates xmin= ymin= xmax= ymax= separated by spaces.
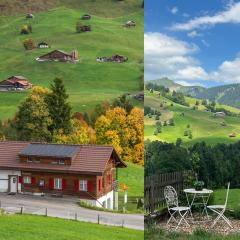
xmin=184 ymin=188 xmax=213 ymax=194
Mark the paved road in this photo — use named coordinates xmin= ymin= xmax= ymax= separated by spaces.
xmin=0 ymin=193 xmax=144 ymax=230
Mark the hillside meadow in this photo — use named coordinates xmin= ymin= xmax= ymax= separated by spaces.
xmin=0 ymin=4 xmax=143 ymax=120
xmin=144 ymin=91 xmax=240 ymax=146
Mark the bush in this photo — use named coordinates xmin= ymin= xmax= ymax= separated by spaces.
xmin=23 ymin=38 xmax=36 ymax=50
xmin=20 ymin=24 xmax=32 ymax=34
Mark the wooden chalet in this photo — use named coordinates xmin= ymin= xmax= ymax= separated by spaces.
xmin=125 ymin=20 xmax=136 ymax=27
xmin=36 ymin=50 xmax=79 ymax=62
xmin=38 ymin=42 xmax=50 ymax=49
xmin=0 ymin=76 xmax=32 ymax=91
xmin=26 ymin=13 xmax=34 ymax=19
xmin=81 ymin=14 xmax=91 ymax=20
xmin=0 ymin=142 xmax=126 ymax=209
xmin=96 ymin=54 xmax=128 ymax=63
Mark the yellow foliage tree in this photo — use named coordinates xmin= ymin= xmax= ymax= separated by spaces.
xmin=95 ymin=107 xmax=144 ymax=165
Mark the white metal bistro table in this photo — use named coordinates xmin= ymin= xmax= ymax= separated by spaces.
xmin=184 ymin=188 xmax=213 ymax=222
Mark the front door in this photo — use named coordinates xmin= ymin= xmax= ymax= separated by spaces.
xmin=9 ymin=176 xmax=17 ymax=193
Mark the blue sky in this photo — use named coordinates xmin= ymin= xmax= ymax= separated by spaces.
xmin=145 ymin=0 xmax=240 ymax=87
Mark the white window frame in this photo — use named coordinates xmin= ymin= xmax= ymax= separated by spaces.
xmin=54 ymin=178 xmax=62 ymax=190
xmin=79 ymin=180 xmax=88 ymax=191
xmin=23 ymin=176 xmax=31 ymax=184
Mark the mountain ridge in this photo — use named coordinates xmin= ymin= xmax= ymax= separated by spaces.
xmin=146 ymin=78 xmax=240 ymax=109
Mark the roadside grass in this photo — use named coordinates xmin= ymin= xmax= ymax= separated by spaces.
xmin=0 ymin=5 xmax=143 ymax=120
xmin=144 ymin=91 xmax=240 ymax=146
xmin=0 ymin=214 xmax=143 ymax=240
xmin=118 ymin=163 xmax=144 ymax=213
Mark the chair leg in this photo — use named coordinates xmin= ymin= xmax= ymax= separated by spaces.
xmin=211 ymin=209 xmax=232 ymax=229
xmin=167 ymin=211 xmax=177 ymax=225
xmin=176 ymin=211 xmax=190 ymax=230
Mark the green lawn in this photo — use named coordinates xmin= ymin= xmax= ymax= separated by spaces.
xmin=145 ymin=228 xmax=240 ymax=240
xmin=213 ymin=189 xmax=240 ymax=210
xmin=118 ymin=163 xmax=144 ymax=212
xmin=145 ymin=91 xmax=240 ymax=146
xmin=0 ymin=4 xmax=143 ymax=120
xmin=0 ymin=214 xmax=143 ymax=240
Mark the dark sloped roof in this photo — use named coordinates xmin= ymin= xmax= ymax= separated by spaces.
xmin=20 ymin=143 xmax=80 ymax=159
xmin=0 ymin=142 xmax=126 ymax=174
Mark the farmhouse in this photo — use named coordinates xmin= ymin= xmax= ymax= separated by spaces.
xmin=96 ymin=54 xmax=128 ymax=63
xmin=0 ymin=142 xmax=126 ymax=209
xmin=0 ymin=76 xmax=32 ymax=91
xmin=81 ymin=14 xmax=91 ymax=20
xmin=26 ymin=13 xmax=34 ymax=19
xmin=229 ymin=133 xmax=236 ymax=138
xmin=36 ymin=49 xmax=79 ymax=62
xmin=135 ymin=91 xmax=144 ymax=101
xmin=38 ymin=42 xmax=50 ymax=49
xmin=125 ymin=20 xmax=136 ymax=27
xmin=213 ymin=112 xmax=226 ymax=117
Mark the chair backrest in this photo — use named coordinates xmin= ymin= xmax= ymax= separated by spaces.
xmin=164 ymin=186 xmax=179 ymax=208
xmin=224 ymin=182 xmax=230 ymax=208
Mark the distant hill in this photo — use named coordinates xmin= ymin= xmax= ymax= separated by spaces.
xmin=0 ymin=0 xmax=143 ymax=17
xmin=144 ymin=90 xmax=240 ymax=146
xmin=147 ymin=78 xmax=240 ymax=109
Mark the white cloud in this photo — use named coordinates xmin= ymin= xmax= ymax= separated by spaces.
xmin=144 ymin=32 xmax=203 ymax=81
xmin=187 ymin=30 xmax=202 ymax=38
xmin=144 ymin=32 xmax=240 ymax=85
xmin=169 ymin=1 xmax=240 ymax=31
xmin=171 ymin=6 xmax=178 ymax=15
xmin=201 ymin=39 xmax=210 ymax=47
xmin=176 ymin=80 xmax=204 ymax=87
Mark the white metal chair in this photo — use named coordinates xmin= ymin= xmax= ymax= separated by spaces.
xmin=207 ymin=182 xmax=232 ymax=228
xmin=164 ymin=186 xmax=190 ymax=230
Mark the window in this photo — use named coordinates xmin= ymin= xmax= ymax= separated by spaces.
xmin=79 ymin=180 xmax=87 ymax=191
xmin=23 ymin=176 xmax=31 ymax=184
xmin=59 ymin=160 xmax=65 ymax=165
xmin=39 ymin=179 xmax=45 ymax=187
xmin=54 ymin=178 xmax=62 ymax=190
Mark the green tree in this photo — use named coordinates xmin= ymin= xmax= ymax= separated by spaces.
xmin=176 ymin=138 xmax=182 ymax=147
xmin=112 ymin=94 xmax=133 ymax=113
xmin=15 ymin=87 xmax=52 ymax=141
xmin=46 ymin=78 xmax=72 ymax=135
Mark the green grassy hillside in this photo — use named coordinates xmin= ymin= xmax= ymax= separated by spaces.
xmin=0 ymin=4 xmax=143 ymax=120
xmin=0 ymin=215 xmax=143 ymax=240
xmin=145 ymin=91 xmax=240 ymax=146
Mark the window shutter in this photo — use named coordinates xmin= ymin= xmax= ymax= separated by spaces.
xmin=18 ymin=176 xmax=23 ymax=184
xmin=49 ymin=178 xmax=54 ymax=190
xmin=87 ymin=180 xmax=92 ymax=192
xmin=62 ymin=178 xmax=66 ymax=190
xmin=99 ymin=177 xmax=102 ymax=192
xmin=31 ymin=177 xmax=36 ymax=185
xmin=74 ymin=180 xmax=79 ymax=192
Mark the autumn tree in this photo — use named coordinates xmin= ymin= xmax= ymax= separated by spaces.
xmin=15 ymin=86 xmax=52 ymax=141
xmin=46 ymin=78 xmax=72 ymax=135
xmin=95 ymin=107 xmax=144 ymax=165
xmin=53 ymin=115 xmax=95 ymax=144
xmin=23 ymin=38 xmax=36 ymax=50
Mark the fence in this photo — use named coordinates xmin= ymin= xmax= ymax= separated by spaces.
xmin=145 ymin=171 xmax=191 ymax=214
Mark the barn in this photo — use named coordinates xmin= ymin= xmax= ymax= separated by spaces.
xmin=0 ymin=76 xmax=32 ymax=91
xmin=0 ymin=142 xmax=126 ymax=209
xmin=36 ymin=49 xmax=79 ymax=62
xmin=38 ymin=42 xmax=50 ymax=49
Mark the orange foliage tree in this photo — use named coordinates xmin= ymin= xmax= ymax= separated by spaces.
xmin=95 ymin=107 xmax=144 ymax=165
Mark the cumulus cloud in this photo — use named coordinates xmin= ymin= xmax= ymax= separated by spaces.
xmin=169 ymin=1 xmax=240 ymax=31
xmin=145 ymin=32 xmax=240 ymax=85
xmin=171 ymin=6 xmax=178 ymax=15
xmin=187 ymin=30 xmax=202 ymax=38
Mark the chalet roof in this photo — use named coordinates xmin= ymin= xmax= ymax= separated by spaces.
xmin=38 ymin=42 xmax=49 ymax=45
xmin=9 ymin=76 xmax=27 ymax=80
xmin=0 ymin=142 xmax=126 ymax=175
xmin=20 ymin=143 xmax=80 ymax=159
xmin=39 ymin=50 xmax=72 ymax=59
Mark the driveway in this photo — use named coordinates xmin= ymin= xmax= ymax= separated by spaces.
xmin=0 ymin=193 xmax=144 ymax=230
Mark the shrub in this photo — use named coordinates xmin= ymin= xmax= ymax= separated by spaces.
xmin=23 ymin=38 xmax=36 ymax=50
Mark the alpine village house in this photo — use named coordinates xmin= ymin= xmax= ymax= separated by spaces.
xmin=0 ymin=142 xmax=126 ymax=209
xmin=36 ymin=49 xmax=79 ymax=62
xmin=0 ymin=76 xmax=32 ymax=91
